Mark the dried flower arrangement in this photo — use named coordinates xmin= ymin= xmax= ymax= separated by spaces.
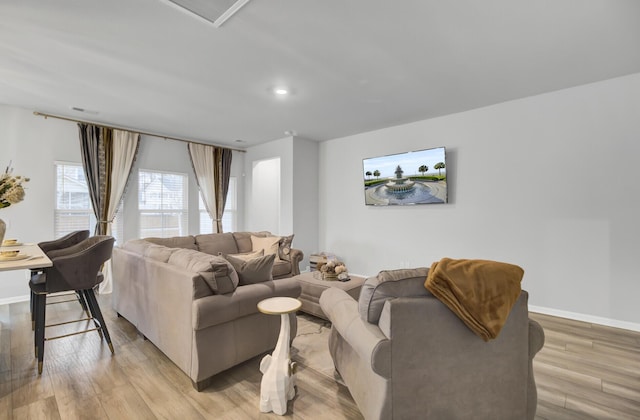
xmin=320 ymin=260 xmax=349 ymax=280
xmin=0 ymin=163 xmax=29 ymax=209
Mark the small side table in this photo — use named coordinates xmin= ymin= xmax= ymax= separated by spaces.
xmin=257 ymin=297 xmax=302 ymax=415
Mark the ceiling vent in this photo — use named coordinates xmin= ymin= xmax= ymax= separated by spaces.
xmin=163 ymin=0 xmax=252 ymax=28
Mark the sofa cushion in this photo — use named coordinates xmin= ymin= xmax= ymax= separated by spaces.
xmin=278 ymin=234 xmax=294 ymax=261
xmin=226 ymin=249 xmax=264 ymax=261
xmin=144 ymin=245 xmax=177 ymax=263
xmin=232 ymin=231 xmax=271 ymax=253
xmin=251 ymin=235 xmax=281 ymax=261
xmin=272 ymin=260 xmax=293 ymax=278
xmin=195 ymin=233 xmax=239 ymax=256
xmin=359 ymin=267 xmax=431 ymax=323
xmin=168 ymin=248 xmax=239 ymax=295
xmin=192 ymin=277 xmax=301 ymax=330
xmin=226 ymin=253 xmax=275 ymax=285
xmin=145 ymin=235 xmax=197 ymax=250
xmin=121 ymin=238 xmax=154 ymax=254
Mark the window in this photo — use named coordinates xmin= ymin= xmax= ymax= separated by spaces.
xmin=55 ymin=162 xmax=95 ymax=239
xmin=54 ymin=162 xmax=124 ymax=243
xmin=138 ymin=170 xmax=188 ymax=238
xmin=199 ymin=176 xmax=237 ymax=233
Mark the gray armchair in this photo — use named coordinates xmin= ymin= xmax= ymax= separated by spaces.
xmin=319 ymin=267 xmax=545 ymax=420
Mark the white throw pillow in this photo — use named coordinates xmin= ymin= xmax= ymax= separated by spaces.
xmin=251 ymin=235 xmax=281 ymax=261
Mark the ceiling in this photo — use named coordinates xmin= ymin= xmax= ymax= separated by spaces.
xmin=1 ymin=0 xmax=640 ymax=148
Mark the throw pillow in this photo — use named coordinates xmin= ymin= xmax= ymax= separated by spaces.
xmin=278 ymin=234 xmax=294 ymax=261
xmin=251 ymin=235 xmax=281 ymax=261
xmin=168 ymin=248 xmax=239 ymax=295
xmin=226 ymin=253 xmax=275 ymax=285
xmin=226 ymin=249 xmax=264 ymax=261
xmin=209 ymin=257 xmax=239 ymax=295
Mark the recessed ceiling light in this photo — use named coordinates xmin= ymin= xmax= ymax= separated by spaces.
xmin=284 ymin=130 xmax=297 ymax=136
xmin=274 ymin=87 xmax=289 ymax=96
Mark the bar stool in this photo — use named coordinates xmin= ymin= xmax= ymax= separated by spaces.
xmin=30 ymin=230 xmax=90 ymax=329
xmin=30 ymin=235 xmax=115 ymax=374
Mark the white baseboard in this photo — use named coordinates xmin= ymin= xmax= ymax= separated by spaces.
xmin=0 ymin=294 xmax=29 ymax=306
xmin=529 ymin=305 xmax=640 ymax=333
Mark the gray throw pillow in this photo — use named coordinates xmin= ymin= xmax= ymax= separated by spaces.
xmin=278 ymin=234 xmax=294 ymax=261
xmin=226 ymin=253 xmax=275 ymax=285
xmin=168 ymin=248 xmax=239 ymax=295
xmin=209 ymin=258 xmax=239 ymax=295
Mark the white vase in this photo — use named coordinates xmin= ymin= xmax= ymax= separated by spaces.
xmin=0 ymin=218 xmax=5 ymax=244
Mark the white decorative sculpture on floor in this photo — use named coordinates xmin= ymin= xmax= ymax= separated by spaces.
xmin=257 ymin=297 xmax=301 ymax=415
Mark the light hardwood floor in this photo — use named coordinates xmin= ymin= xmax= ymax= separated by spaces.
xmin=529 ymin=312 xmax=640 ymax=420
xmin=1 ymin=295 xmax=638 ymax=419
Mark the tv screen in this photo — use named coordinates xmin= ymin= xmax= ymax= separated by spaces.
xmin=363 ymin=146 xmax=447 ymax=206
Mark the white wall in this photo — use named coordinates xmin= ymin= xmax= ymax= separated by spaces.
xmin=292 ymin=138 xmax=319 ymax=271
xmin=4 ymin=73 xmax=639 ymax=329
xmin=0 ymin=107 xmax=81 ymax=301
xmin=244 ymin=137 xmax=293 ymax=234
xmin=244 ymin=136 xmax=319 ymax=269
xmin=319 ymin=73 xmax=640 ymax=328
xmin=0 ymin=105 xmax=244 ymax=302
xmin=250 ymin=157 xmax=281 ymax=233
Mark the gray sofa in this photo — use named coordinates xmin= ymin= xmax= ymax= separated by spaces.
xmin=112 ymin=231 xmax=303 ymax=390
xmin=319 ymin=267 xmax=545 ymax=420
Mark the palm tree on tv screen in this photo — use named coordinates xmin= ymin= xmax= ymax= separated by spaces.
xmin=365 ymin=171 xmax=372 ymax=180
xmin=373 ymin=170 xmax=380 ymax=179
xmin=418 ymin=165 xmax=428 ymax=176
xmin=435 ymin=162 xmax=446 ymax=177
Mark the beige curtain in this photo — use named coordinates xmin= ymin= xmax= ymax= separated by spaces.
xmin=79 ymin=123 xmax=140 ymax=293
xmin=101 ymin=129 xmax=140 ymax=293
xmin=188 ymin=143 xmax=232 ymax=233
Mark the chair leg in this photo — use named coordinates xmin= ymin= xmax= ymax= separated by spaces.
xmin=30 ymin=290 xmax=36 ymax=331
xmin=84 ymin=289 xmax=114 ymax=354
xmin=34 ymin=292 xmax=46 ymax=374
xmin=82 ymin=290 xmax=103 ymax=339
xmin=75 ymin=290 xmax=90 ymax=316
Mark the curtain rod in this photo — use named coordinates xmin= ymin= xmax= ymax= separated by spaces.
xmin=33 ymin=111 xmax=246 ymax=153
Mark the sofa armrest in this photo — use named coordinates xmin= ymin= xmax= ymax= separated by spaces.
xmin=319 ymin=288 xmax=391 ymax=378
xmin=528 ymin=319 xmax=545 ymax=357
xmin=288 ymin=248 xmax=304 ymax=275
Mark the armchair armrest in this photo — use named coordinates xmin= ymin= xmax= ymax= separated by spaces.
xmin=319 ymin=288 xmax=391 ymax=378
xmin=528 ymin=319 xmax=545 ymax=357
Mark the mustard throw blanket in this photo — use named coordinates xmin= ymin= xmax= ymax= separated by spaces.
xmin=424 ymin=258 xmax=523 ymax=341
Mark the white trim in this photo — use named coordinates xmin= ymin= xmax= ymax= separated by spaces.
xmin=529 ymin=305 xmax=640 ymax=333
xmin=0 ymin=294 xmax=29 ymax=306
xmin=213 ymin=0 xmax=252 ymax=28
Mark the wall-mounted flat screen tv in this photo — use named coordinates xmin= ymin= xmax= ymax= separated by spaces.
xmin=363 ymin=146 xmax=447 ymax=206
